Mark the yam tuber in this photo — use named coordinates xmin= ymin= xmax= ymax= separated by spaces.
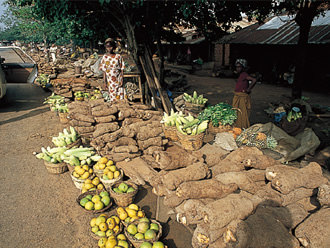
xmin=106 ymin=137 xmax=137 ymax=150
xmin=163 ymin=190 xmax=184 ymax=208
xmin=75 ymin=126 xmax=95 ymax=134
xmin=266 ymin=162 xmax=328 ymax=194
xmin=88 ymin=98 xmax=106 ymax=108
xmin=137 ymin=137 xmax=166 ymax=150
xmin=192 ymin=222 xmax=226 ymax=247
xmin=295 ymin=208 xmax=330 ymax=248
xmin=143 ymin=146 xmax=164 ymax=155
xmin=70 ymin=120 xmax=92 ymax=127
xmin=136 ymin=125 xmax=163 ymax=141
xmin=201 ymin=194 xmax=254 ymax=229
xmin=92 ymin=105 xmax=118 ymax=117
xmin=161 ymin=162 xmax=210 ymax=190
xmin=176 ymin=179 xmax=238 ymax=200
xmin=215 ymin=171 xmax=261 ymax=194
xmin=93 ymin=123 xmax=120 ymax=138
xmin=94 ymin=115 xmax=116 ymax=123
xmin=112 ymin=145 xmax=139 ymax=153
xmin=154 ymin=146 xmax=199 ymax=171
xmin=68 ymin=113 xmax=95 ymax=123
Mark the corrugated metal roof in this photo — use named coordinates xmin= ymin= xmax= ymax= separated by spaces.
xmin=217 ymin=11 xmax=330 ymax=45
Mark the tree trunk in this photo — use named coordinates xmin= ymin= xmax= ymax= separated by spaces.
xmin=292 ymin=2 xmax=319 ymax=99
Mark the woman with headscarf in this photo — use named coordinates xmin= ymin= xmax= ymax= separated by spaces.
xmin=232 ymin=58 xmax=257 ymax=128
xmin=99 ymin=38 xmax=127 ymax=102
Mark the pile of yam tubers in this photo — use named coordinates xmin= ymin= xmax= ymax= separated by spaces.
xmin=51 ymin=78 xmax=97 ymax=98
xmin=117 ymin=143 xmax=330 ymax=248
xmin=68 ymin=99 xmax=168 ymax=162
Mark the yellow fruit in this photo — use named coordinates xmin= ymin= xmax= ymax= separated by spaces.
xmin=105 ymin=238 xmax=117 ymax=248
xmin=99 ymin=222 xmax=108 ymax=232
xmin=98 ymin=237 xmax=107 ymax=247
xmin=91 ymin=225 xmax=99 ymax=233
xmin=85 ymin=183 xmax=94 ymax=190
xmin=81 ymin=188 xmax=88 ymax=193
xmin=99 ymin=157 xmax=108 ymax=164
xmin=85 ymin=201 xmax=94 ymax=211
xmin=117 ymin=234 xmax=126 ymax=241
xmin=111 ymin=216 xmax=120 ymax=225
xmin=119 ymin=211 xmax=128 ymax=220
xmin=130 ymin=216 xmax=139 ymax=223
xmin=92 ymin=195 xmax=101 ymax=203
xmin=82 ymin=164 xmax=89 ymax=171
xmin=106 ymin=229 xmax=114 ymax=237
xmin=113 ymin=170 xmax=120 ymax=179
xmin=107 ymin=171 xmax=114 ymax=180
xmin=94 ymin=163 xmax=100 ymax=170
xmin=125 ymin=208 xmax=137 ymax=218
xmin=90 ymin=217 xmax=97 ymax=227
xmin=85 ymin=178 xmax=93 ymax=184
xmin=113 ymin=225 xmax=120 ymax=234
xmin=95 ymin=201 xmax=104 ymax=210
xmin=106 ymin=160 xmax=114 ymax=166
xmin=137 ymin=210 xmax=145 ymax=218
xmin=92 ymin=177 xmax=100 ymax=186
xmin=81 ymin=171 xmax=90 ymax=180
xmin=104 ymin=168 xmax=110 ymax=174
xmin=116 ymin=207 xmax=125 ymax=215
xmin=72 ymin=171 xmax=80 ymax=178
xmin=74 ymin=165 xmax=82 ymax=173
xmin=77 ymin=167 xmax=86 ymax=176
xmin=96 ymin=216 xmax=107 ymax=226
xmin=99 ymin=214 xmax=108 ymax=218
xmin=99 ymin=163 xmax=106 ymax=170
xmin=97 ymin=184 xmax=104 ymax=190
xmin=89 ymin=168 xmax=93 ymax=174
xmin=128 ymin=204 xmax=139 ymax=211
xmin=108 ymin=165 xmax=117 ymax=173
xmin=107 ymin=218 xmax=116 ymax=229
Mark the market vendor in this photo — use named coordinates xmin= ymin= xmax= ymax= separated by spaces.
xmin=232 ymin=58 xmax=257 ymax=128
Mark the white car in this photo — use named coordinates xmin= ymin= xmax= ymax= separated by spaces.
xmin=0 ymin=46 xmax=38 ymax=84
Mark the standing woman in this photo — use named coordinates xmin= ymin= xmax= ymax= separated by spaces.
xmin=232 ymin=59 xmax=257 ymax=129
xmin=99 ymin=38 xmax=127 ymax=102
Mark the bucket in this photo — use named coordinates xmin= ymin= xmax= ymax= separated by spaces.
xmin=75 ymin=66 xmax=82 ymax=74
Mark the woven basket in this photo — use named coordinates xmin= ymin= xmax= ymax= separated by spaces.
xmin=162 ymin=125 xmax=178 ymax=142
xmin=109 ymin=181 xmax=138 ymax=207
xmin=89 ymin=210 xmax=123 ymax=240
xmin=100 ymin=169 xmax=124 ymax=192
xmin=58 ymin=112 xmax=70 ymax=124
xmin=71 ymin=170 xmax=95 ymax=189
xmin=184 ymin=101 xmax=205 ymax=111
xmin=177 ymin=131 xmax=205 ymax=151
xmin=124 ymin=219 xmax=162 ymax=248
xmin=44 ymin=161 xmax=68 ymax=174
xmin=208 ymin=122 xmax=234 ymax=133
xmin=76 ymin=190 xmax=113 ymax=214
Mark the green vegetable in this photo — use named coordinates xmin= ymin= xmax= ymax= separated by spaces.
xmin=198 ymin=102 xmax=237 ymax=127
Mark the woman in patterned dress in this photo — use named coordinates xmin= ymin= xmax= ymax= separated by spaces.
xmin=99 ymin=38 xmax=127 ymax=102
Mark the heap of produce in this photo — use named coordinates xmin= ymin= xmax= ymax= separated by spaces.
xmin=75 ymin=89 xmax=103 ymax=101
xmin=198 ymin=102 xmax=237 ymax=127
xmin=112 ymin=182 xmax=135 ymax=194
xmin=97 ymin=234 xmax=129 ymax=248
xmin=43 ymin=93 xmax=68 ymax=112
xmin=183 ymin=91 xmax=208 ymax=105
xmin=160 ymin=109 xmax=184 ymax=127
xmin=52 ymin=126 xmax=79 ymax=147
xmin=72 ymin=164 xmax=94 ymax=180
xmin=79 ymin=191 xmax=111 ymax=211
xmin=90 ymin=213 xmax=121 ymax=238
xmin=81 ymin=177 xmax=104 ymax=193
xmin=35 ymin=146 xmax=101 ymax=165
xmin=116 ymin=204 xmax=146 ymax=223
xmin=125 ymin=217 xmax=161 ymax=241
xmin=286 ymin=106 xmax=303 ymax=122
xmin=235 ymin=129 xmax=277 ymax=149
xmin=93 ymin=157 xmax=121 ymax=180
xmin=175 ymin=114 xmax=208 ymax=136
xmin=36 ymin=73 xmax=51 ymax=89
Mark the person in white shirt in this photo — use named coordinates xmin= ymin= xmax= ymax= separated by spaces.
xmin=49 ymin=43 xmax=58 ymax=63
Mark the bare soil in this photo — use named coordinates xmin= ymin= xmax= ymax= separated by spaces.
xmin=0 ymin=68 xmax=329 ymax=248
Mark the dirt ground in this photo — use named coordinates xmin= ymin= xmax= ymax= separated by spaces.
xmin=0 ymin=67 xmax=329 ymax=248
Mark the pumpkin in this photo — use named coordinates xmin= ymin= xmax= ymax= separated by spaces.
xmin=232 ymin=127 xmax=242 ymax=136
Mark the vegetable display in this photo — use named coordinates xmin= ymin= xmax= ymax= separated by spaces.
xmin=183 ymin=91 xmax=208 ymax=105
xmin=52 ymin=126 xmax=79 ymax=147
xmin=235 ymin=129 xmax=277 ymax=149
xmin=176 ymin=114 xmax=208 ymax=135
xmin=36 ymin=74 xmax=51 ymax=89
xmin=198 ymin=102 xmax=237 ymax=127
xmin=35 ymin=146 xmax=101 ymax=165
xmin=43 ymin=93 xmax=68 ymax=112
xmin=287 ymin=107 xmax=303 ymax=122
xmin=160 ymin=109 xmax=184 ymax=127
